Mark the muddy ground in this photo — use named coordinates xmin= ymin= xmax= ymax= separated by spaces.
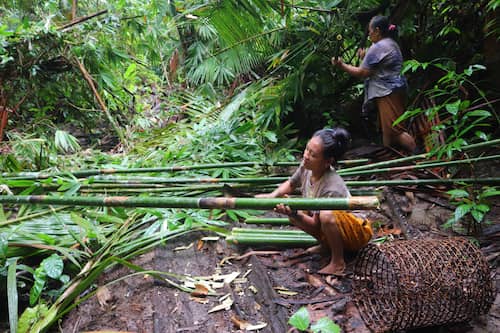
xmin=58 ymin=185 xmax=500 ymax=333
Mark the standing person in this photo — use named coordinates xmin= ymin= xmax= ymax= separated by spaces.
xmin=256 ymin=128 xmax=372 ymax=275
xmin=332 ymin=15 xmax=416 ymax=154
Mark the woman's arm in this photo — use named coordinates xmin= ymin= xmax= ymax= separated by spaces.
xmin=255 ymin=180 xmax=294 ymax=198
xmin=332 ymin=57 xmax=372 ymax=79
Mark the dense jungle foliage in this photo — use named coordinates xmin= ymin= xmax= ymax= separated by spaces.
xmin=0 ymin=0 xmax=499 ymax=332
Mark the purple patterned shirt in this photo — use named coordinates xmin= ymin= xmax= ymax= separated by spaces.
xmin=361 ymin=37 xmax=407 ymax=101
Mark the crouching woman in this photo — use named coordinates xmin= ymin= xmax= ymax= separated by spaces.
xmin=256 ymin=128 xmax=372 ymax=275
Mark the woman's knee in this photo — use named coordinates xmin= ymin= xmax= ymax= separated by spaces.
xmin=319 ymin=212 xmax=339 ymax=229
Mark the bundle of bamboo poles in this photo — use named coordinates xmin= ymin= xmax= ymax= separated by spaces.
xmin=0 ymin=139 xmax=498 ymax=196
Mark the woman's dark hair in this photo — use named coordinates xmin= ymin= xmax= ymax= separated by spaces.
xmin=312 ymin=127 xmax=351 ymax=162
xmin=370 ymin=15 xmax=398 ymax=39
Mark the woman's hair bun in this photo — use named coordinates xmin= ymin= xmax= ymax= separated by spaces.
xmin=313 ymin=127 xmax=351 ymax=162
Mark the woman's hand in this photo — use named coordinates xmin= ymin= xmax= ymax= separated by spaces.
xmin=254 ymin=193 xmax=273 ymax=198
xmin=357 ymin=48 xmax=366 ymax=59
xmin=331 ymin=56 xmax=343 ymax=67
xmin=274 ymin=203 xmax=293 ymax=215
xmin=274 ymin=204 xmax=300 ymax=225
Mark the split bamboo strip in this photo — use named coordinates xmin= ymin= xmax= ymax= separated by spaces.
xmin=339 ymin=154 xmax=426 ymax=173
xmin=0 ymin=195 xmax=379 ymax=210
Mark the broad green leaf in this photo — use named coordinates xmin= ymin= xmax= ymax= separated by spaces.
xmin=124 ymin=63 xmax=137 ymax=80
xmin=467 ymin=110 xmax=491 ymax=118
xmin=263 ymin=131 xmax=278 ymax=143
xmin=471 ymin=210 xmax=485 ymax=223
xmin=447 ymin=189 xmax=469 ymax=199
xmin=474 ymin=204 xmax=490 ymax=213
xmin=454 ymin=204 xmax=472 ymax=221
xmin=17 ymin=303 xmax=50 ymax=333
xmin=29 ymin=268 xmax=46 ymax=306
xmin=311 ymin=317 xmax=341 ymax=333
xmin=481 ymin=189 xmax=500 ymax=198
xmin=288 ymin=306 xmax=310 ymax=330
xmin=445 ymin=100 xmax=461 ymax=115
xmin=41 ymin=254 xmax=63 ymax=279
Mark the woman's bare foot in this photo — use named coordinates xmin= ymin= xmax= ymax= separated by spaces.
xmin=317 ymin=262 xmax=346 ymax=276
xmin=304 ymin=244 xmax=328 ymax=255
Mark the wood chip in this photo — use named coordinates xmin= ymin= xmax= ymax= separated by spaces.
xmin=208 ymin=297 xmax=233 ymax=313
xmin=174 ymin=242 xmax=193 ymax=252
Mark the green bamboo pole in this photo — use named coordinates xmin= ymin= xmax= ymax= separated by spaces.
xmin=244 ymin=217 xmax=290 ymax=225
xmin=340 ymin=155 xmax=500 ymax=177
xmin=0 ymin=195 xmax=379 ymax=210
xmin=339 ymin=139 xmax=500 ymax=173
xmin=90 ymin=176 xmax=289 ymax=185
xmin=1 ymin=159 xmax=371 ymax=180
xmin=226 ymin=228 xmax=317 ymax=246
xmin=1 ymin=162 xmax=258 ymax=180
xmin=231 ymin=228 xmax=308 ymax=235
xmin=272 ymin=159 xmax=369 ymax=167
xmin=345 ymin=177 xmax=500 ymax=187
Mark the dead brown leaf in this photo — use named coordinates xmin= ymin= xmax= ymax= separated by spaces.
xmin=96 ymin=286 xmax=113 ymax=309
xmin=191 ymin=283 xmax=209 ymax=297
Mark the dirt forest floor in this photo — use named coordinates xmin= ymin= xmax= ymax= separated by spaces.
xmin=59 ymin=151 xmax=499 ymax=333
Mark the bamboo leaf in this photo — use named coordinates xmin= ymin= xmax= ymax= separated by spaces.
xmin=0 ymin=233 xmax=7 ymax=259
xmin=8 ymin=259 xmax=18 ymax=333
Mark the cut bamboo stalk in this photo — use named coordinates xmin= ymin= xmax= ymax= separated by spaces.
xmin=1 ymin=160 xmax=369 ymax=180
xmin=345 ymin=177 xmax=500 ymax=187
xmin=89 ymin=176 xmax=289 ymax=185
xmin=227 ymin=228 xmax=317 ymax=246
xmin=0 ymin=195 xmax=380 ymax=210
xmin=340 ymin=155 xmax=500 ymax=177
xmin=339 ymin=139 xmax=500 ymax=173
xmin=244 ymin=218 xmax=290 ymax=225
